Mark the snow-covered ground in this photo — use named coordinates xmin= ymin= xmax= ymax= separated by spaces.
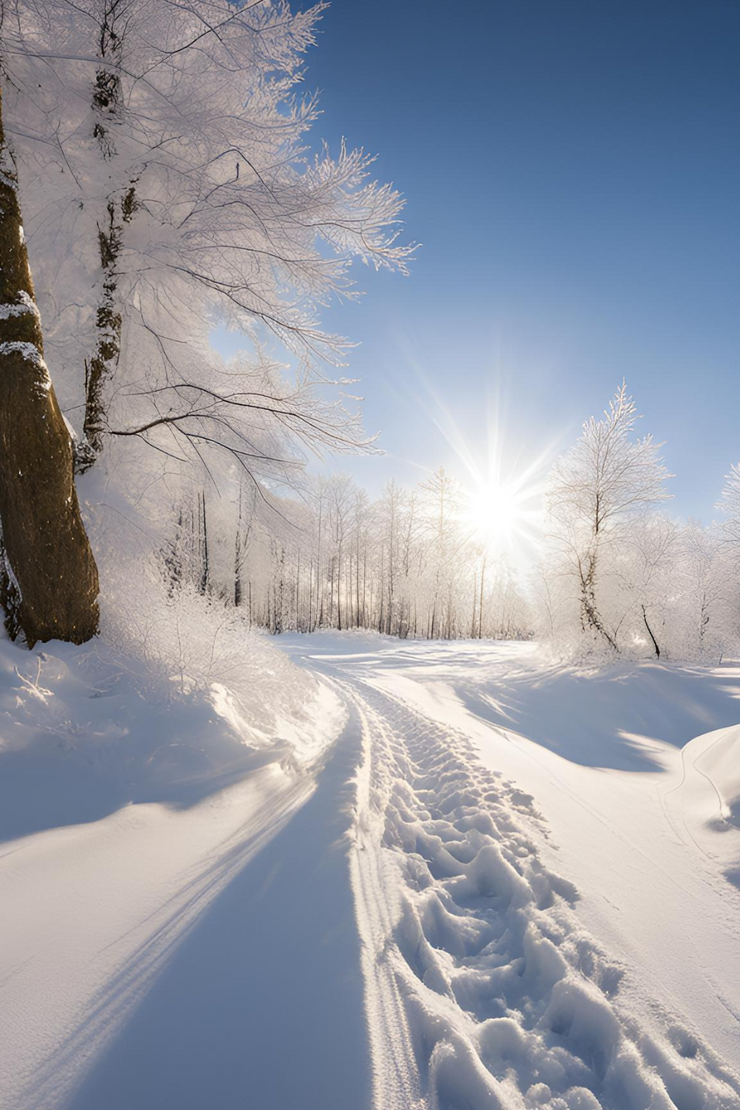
xmin=3 ymin=633 xmax=740 ymax=1109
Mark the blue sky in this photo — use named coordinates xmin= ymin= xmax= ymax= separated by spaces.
xmin=227 ymin=1 xmax=740 ymax=520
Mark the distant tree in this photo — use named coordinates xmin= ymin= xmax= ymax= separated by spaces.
xmin=420 ymin=467 xmax=464 ymax=638
xmin=718 ymin=463 xmax=740 ymax=547
xmin=547 ymin=383 xmax=671 ymax=652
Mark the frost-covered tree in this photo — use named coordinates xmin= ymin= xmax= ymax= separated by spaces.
xmin=3 ymin=0 xmax=411 ymax=479
xmin=613 ymin=514 xmax=679 ymax=658
xmin=546 ymin=383 xmax=671 ymax=652
xmin=172 ymin=469 xmax=531 ymax=643
xmin=718 ymin=463 xmax=740 ymax=548
xmin=675 ymin=521 xmax=728 ymax=659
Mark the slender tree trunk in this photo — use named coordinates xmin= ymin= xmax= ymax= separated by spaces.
xmin=362 ymin=548 xmax=367 ymax=626
xmin=234 ymin=507 xmax=242 ymax=608
xmin=356 ymin=533 xmax=361 ymax=627
xmin=641 ymin=604 xmax=660 ymax=658
xmin=308 ymin=559 xmax=313 ymax=632
xmin=276 ymin=546 xmax=285 ymax=634
xmin=580 ymin=548 xmax=618 ymax=652
xmin=0 ymin=88 xmax=99 ymax=646
xmin=77 ymin=3 xmax=138 ymax=471
xmin=198 ymin=492 xmax=209 ymax=596
xmin=78 ymin=186 xmax=137 ymax=470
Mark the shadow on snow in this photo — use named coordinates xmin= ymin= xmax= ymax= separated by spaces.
xmin=19 ymin=708 xmax=370 ymax=1110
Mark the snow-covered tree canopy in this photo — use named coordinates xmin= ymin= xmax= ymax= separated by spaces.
xmin=1 ymin=0 xmax=412 ymax=477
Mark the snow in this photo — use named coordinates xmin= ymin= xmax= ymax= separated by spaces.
xmin=0 ymin=339 xmax=45 ymax=365
xmin=288 ymin=635 xmax=740 ymax=1107
xmin=683 ymin=725 xmax=740 ymax=828
xmin=3 ymin=632 xmax=740 ymax=1109
xmin=0 ymin=290 xmax=38 ymax=318
xmin=0 ymin=631 xmax=346 ymax=1110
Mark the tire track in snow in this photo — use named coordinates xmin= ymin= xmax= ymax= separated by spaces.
xmin=335 ymin=667 xmax=740 ymax=1110
xmin=349 ymin=691 xmax=426 ymax=1110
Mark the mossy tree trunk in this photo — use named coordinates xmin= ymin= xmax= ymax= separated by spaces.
xmin=0 ymin=86 xmax=99 ymax=647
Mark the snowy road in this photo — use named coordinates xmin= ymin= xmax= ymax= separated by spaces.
xmin=3 ymin=636 xmax=740 ymax=1109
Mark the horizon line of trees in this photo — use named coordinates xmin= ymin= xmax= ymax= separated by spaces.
xmin=154 ymin=382 xmax=740 ymax=665
xmin=160 ymin=467 xmax=532 ymax=643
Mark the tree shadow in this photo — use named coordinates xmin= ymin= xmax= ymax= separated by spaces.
xmin=18 ymin=709 xmax=370 ymax=1110
xmin=0 ymin=734 xmax=291 ymax=845
xmin=451 ymin=661 xmax=740 ymax=772
xmin=284 ymin=638 xmax=740 ymax=774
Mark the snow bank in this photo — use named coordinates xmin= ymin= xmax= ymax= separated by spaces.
xmin=686 ymin=725 xmax=740 ymax=827
xmin=0 ymin=619 xmax=344 ymax=1110
xmin=0 ymin=613 xmax=341 ymax=844
xmin=673 ymin=723 xmax=740 ymax=890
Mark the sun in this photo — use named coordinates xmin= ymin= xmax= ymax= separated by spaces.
xmin=461 ymin=477 xmax=542 ymax=554
xmin=468 ymin=485 xmax=518 ymax=541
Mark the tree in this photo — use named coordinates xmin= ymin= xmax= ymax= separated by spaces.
xmin=546 ymin=383 xmax=670 ymax=652
xmin=718 ymin=463 xmax=740 ymax=547
xmin=615 ymin=514 xmax=679 ymax=658
xmin=4 ymin=0 xmax=412 ymax=480
xmin=0 ymin=87 xmax=99 ymax=645
xmin=420 ymin=467 xmax=463 ymax=638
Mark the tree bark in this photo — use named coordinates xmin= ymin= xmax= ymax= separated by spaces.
xmin=579 ymin=548 xmax=619 ymax=652
xmin=641 ymin=604 xmax=660 ymax=658
xmin=75 ymin=1 xmax=135 ymax=472
xmin=0 ymin=87 xmax=99 ymax=646
xmin=78 ymin=188 xmax=136 ymax=470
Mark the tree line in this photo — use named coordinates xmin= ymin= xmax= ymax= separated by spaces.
xmin=160 ymin=468 xmax=531 ymax=642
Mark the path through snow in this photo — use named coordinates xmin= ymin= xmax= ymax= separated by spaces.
xmin=299 ymin=641 xmax=740 ymax=1110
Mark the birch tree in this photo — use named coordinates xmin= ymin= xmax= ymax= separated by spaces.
xmin=547 ymin=383 xmax=670 ymax=652
xmin=4 ymin=0 xmax=412 ymax=479
xmin=0 ymin=0 xmax=411 ymax=643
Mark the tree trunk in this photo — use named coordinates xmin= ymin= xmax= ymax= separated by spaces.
xmin=77 ymin=5 xmax=137 ymax=471
xmin=580 ymin=549 xmax=618 ymax=652
xmin=641 ymin=604 xmax=660 ymax=658
xmin=198 ymin=492 xmax=209 ymax=595
xmin=0 ymin=88 xmax=99 ymax=646
xmin=78 ymin=189 xmax=136 ymax=470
